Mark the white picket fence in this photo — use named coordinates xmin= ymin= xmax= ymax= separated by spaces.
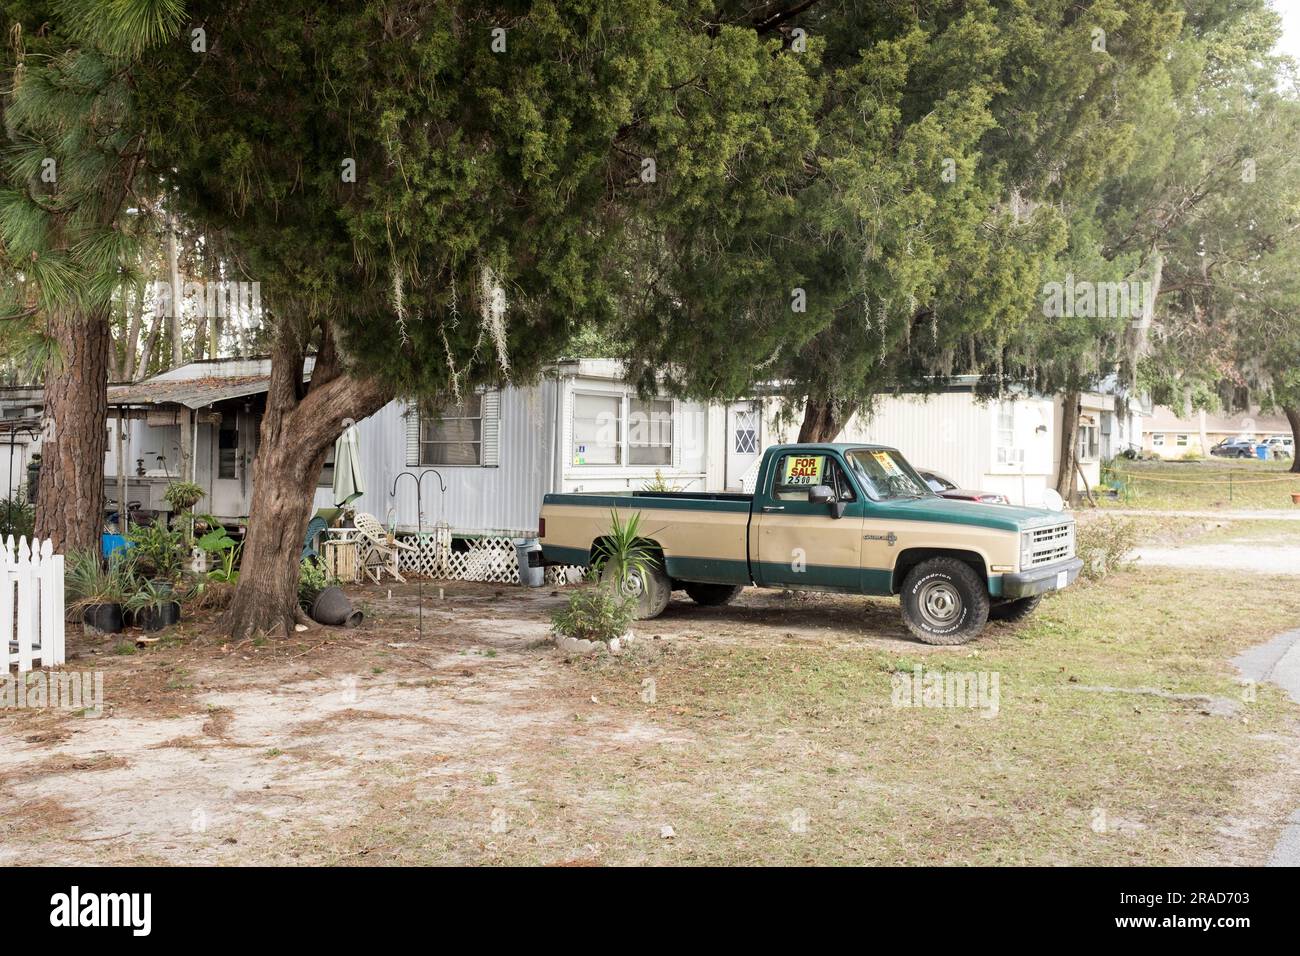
xmin=0 ymin=537 xmax=65 ymax=674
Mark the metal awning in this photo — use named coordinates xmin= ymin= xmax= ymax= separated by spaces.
xmin=107 ymin=375 xmax=271 ymax=410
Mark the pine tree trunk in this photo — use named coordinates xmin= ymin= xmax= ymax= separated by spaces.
xmin=220 ymin=334 xmax=393 ymax=640
xmin=35 ymin=306 xmax=110 ymax=553
xmin=1056 ymin=390 xmax=1081 ymax=499
xmin=1285 ymin=405 xmax=1300 ymax=475
xmin=797 ymin=398 xmax=857 ymax=443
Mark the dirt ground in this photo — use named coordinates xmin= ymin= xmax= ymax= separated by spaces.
xmin=3 ymin=543 xmax=1300 ymax=865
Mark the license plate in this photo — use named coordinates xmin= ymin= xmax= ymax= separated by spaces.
xmin=1055 ymin=570 xmax=1068 ymax=590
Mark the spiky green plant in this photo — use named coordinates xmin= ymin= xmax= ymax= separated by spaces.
xmin=590 ymin=509 xmax=654 ymax=593
xmin=64 ymin=549 xmax=132 ymax=610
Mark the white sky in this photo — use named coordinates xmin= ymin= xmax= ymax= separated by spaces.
xmin=1275 ymin=0 xmax=1300 ymax=60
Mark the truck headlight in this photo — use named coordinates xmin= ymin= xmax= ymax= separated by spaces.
xmin=1020 ymin=531 xmax=1033 ymax=569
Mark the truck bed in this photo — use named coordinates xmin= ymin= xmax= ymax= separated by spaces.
xmin=539 ymin=490 xmax=755 ymax=585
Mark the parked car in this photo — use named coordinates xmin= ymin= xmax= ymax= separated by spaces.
xmin=1264 ymin=436 xmax=1293 ymax=460
xmin=1210 ymin=437 xmax=1259 ymax=459
xmin=917 ymin=468 xmax=1011 ymax=505
xmin=540 ymin=443 xmax=1081 ymax=645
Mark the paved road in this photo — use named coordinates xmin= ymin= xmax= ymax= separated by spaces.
xmin=1134 ymin=522 xmax=1300 ymax=864
xmin=1233 ymin=629 xmax=1300 ymax=867
xmin=1134 ymin=544 xmax=1299 ymax=573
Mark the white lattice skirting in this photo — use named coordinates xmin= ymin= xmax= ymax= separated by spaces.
xmin=397 ymin=528 xmax=584 ymax=586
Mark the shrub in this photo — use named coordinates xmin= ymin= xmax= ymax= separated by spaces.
xmin=0 ymin=486 xmax=35 ymax=541
xmin=641 ymin=470 xmax=680 ymax=492
xmin=127 ymin=518 xmax=187 ymax=581
xmin=298 ymin=557 xmax=336 ymax=609
xmin=551 ymin=585 xmax=635 ymax=643
xmin=1076 ymin=516 xmax=1139 ymax=581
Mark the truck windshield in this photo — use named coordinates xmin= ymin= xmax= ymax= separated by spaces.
xmin=844 ymin=448 xmax=934 ymax=501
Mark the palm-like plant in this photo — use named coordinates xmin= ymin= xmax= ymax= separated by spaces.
xmin=64 ymin=549 xmax=132 ymax=610
xmin=590 ymin=509 xmax=654 ymax=594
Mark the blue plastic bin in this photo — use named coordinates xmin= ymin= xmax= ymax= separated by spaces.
xmin=102 ymin=533 xmax=130 ymax=558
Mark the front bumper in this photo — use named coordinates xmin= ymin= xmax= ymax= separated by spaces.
xmin=1000 ymin=557 xmax=1084 ymax=599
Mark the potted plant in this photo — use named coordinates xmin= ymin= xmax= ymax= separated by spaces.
xmin=65 ymin=550 xmax=131 ymax=635
xmin=126 ymin=518 xmax=187 ymax=584
xmin=126 ymin=578 xmax=182 ymax=632
xmin=299 ymin=557 xmax=362 ymax=627
xmin=162 ymin=480 xmax=205 ymax=514
xmin=163 ymin=481 xmax=206 ymax=547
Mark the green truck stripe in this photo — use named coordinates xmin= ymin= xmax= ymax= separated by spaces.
xmin=542 ymin=545 xmax=896 ymax=595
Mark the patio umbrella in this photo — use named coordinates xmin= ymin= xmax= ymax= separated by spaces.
xmin=332 ymin=424 xmax=365 ymax=508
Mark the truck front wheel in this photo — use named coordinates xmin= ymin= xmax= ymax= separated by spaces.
xmin=683 ymin=582 xmax=743 ymax=607
xmin=900 ymin=558 xmax=990 ymax=645
xmin=602 ymin=561 xmax=672 ymax=620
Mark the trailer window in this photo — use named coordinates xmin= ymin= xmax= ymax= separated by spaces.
xmin=629 ymin=398 xmax=672 ymax=466
xmin=572 ymin=392 xmax=621 ymax=466
xmin=420 ymin=394 xmax=482 ymax=466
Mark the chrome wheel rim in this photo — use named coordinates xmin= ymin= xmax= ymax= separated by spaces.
xmin=917 ymin=580 xmax=962 ymax=628
xmin=620 ymin=568 xmax=645 ymax=598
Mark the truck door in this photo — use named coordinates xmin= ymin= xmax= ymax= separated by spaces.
xmin=750 ymin=451 xmax=864 ymax=591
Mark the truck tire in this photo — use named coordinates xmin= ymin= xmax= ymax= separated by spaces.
xmin=900 ymin=558 xmax=990 ymax=645
xmin=988 ymin=594 xmax=1042 ymax=623
xmin=683 ymin=582 xmax=743 ymax=607
xmin=602 ymin=561 xmax=672 ymax=620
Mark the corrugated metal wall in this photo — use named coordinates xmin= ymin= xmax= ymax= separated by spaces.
xmin=317 ymin=378 xmax=557 ymax=537
xmin=763 ymin=391 xmax=1060 ymax=506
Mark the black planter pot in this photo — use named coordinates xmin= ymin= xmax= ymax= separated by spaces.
xmin=138 ymin=601 xmax=181 ymax=632
xmin=310 ymin=586 xmax=363 ymax=627
xmin=82 ymin=603 xmax=124 ymax=635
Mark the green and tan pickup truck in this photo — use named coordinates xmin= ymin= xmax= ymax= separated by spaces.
xmin=539 ymin=443 xmax=1082 ymax=644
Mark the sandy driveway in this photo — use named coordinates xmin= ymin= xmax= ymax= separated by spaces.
xmin=4 ymin=557 xmax=1299 ymax=866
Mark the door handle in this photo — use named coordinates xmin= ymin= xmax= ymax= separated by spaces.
xmin=761 ymin=505 xmax=785 ymax=512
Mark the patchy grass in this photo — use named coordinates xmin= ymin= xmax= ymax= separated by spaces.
xmin=305 ymin=569 xmax=1300 ymax=866
xmin=5 ymin=571 xmax=1298 ymax=867
xmin=1098 ymin=458 xmax=1300 ymax=511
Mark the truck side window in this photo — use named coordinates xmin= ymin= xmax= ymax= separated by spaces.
xmin=826 ymin=459 xmax=856 ymax=501
xmin=771 ymin=455 xmax=856 ymax=502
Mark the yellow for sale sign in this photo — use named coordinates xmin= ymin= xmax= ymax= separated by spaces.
xmin=783 ymin=455 xmax=824 ymax=485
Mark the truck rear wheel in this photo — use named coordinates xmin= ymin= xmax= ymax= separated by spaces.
xmin=989 ymin=594 xmax=1042 ymax=623
xmin=900 ymin=558 xmax=989 ymax=645
xmin=601 ymin=561 xmax=671 ymax=620
xmin=683 ymin=582 xmax=743 ymax=607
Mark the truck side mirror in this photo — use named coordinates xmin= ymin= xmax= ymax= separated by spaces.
xmin=808 ymin=484 xmax=835 ymax=504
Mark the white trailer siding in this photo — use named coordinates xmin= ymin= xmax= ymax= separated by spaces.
xmin=763 ymin=391 xmax=1059 ymax=507
xmin=102 ymin=358 xmax=737 ymax=538
xmin=315 ymin=379 xmax=558 ymax=537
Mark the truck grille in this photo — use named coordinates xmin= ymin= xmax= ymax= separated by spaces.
xmin=1025 ymin=523 xmax=1075 ymax=568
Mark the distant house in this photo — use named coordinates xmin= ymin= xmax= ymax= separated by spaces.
xmin=1141 ymin=405 xmax=1292 ymax=458
xmin=103 ymin=358 xmax=761 ymax=538
xmin=759 ymin=377 xmax=1146 ymax=506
